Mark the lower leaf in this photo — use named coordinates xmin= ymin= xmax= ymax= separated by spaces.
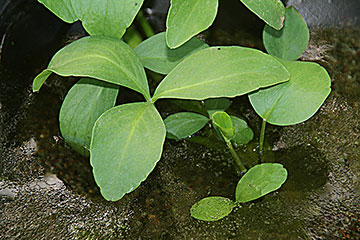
xmin=90 ymin=102 xmax=166 ymax=201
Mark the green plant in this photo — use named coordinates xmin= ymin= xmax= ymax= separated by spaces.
xmin=33 ymin=0 xmax=331 ymax=206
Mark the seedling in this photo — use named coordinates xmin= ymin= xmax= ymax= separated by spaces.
xmin=33 ymin=0 xmax=331 ymax=209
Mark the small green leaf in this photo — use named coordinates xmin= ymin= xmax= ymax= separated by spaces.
xmin=230 ymin=116 xmax=254 ymax=145
xmin=38 ymin=0 xmax=143 ymax=39
xmin=235 ymin=163 xmax=288 ymax=203
xmin=164 ymin=112 xmax=209 ymax=140
xmin=249 ymin=59 xmax=331 ymax=126
xmin=166 ymin=0 xmax=218 ymax=49
xmin=90 ymin=102 xmax=166 ymax=201
xmin=33 ymin=36 xmax=150 ymax=100
xmin=263 ymin=7 xmax=309 ymax=61
xmin=239 ymin=0 xmax=285 ymax=30
xmin=152 ymin=46 xmax=290 ymax=101
xmin=212 ymin=111 xmax=235 ymax=141
xmin=204 ymin=98 xmax=232 ymax=117
xmin=190 ymin=196 xmax=235 ymax=221
xmin=59 ymin=78 xmax=119 ymax=157
xmin=135 ymin=32 xmax=208 ymax=74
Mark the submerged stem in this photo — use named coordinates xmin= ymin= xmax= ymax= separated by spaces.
xmin=259 ymin=119 xmax=267 ymax=154
xmin=226 ymin=140 xmax=247 ymax=173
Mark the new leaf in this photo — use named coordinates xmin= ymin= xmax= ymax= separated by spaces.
xmin=90 ymin=102 xmax=166 ymax=201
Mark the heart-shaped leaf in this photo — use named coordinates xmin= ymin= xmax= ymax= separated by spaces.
xmin=263 ymin=6 xmax=309 ymax=61
xmin=249 ymin=59 xmax=331 ymax=126
xmin=190 ymin=196 xmax=235 ymax=221
xmin=59 ymin=78 xmax=119 ymax=157
xmin=166 ymin=0 xmax=218 ymax=49
xmin=38 ymin=0 xmax=143 ymax=39
xmin=33 ymin=36 xmax=150 ymax=100
xmin=90 ymin=102 xmax=166 ymax=201
xmin=135 ymin=32 xmax=208 ymax=74
xmin=236 ymin=163 xmax=288 ymax=203
xmin=152 ymin=46 xmax=290 ymax=101
xmin=239 ymin=0 xmax=285 ymax=30
xmin=164 ymin=112 xmax=209 ymax=140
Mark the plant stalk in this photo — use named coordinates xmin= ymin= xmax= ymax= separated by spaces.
xmin=226 ymin=140 xmax=247 ymax=173
xmin=259 ymin=119 xmax=267 ymax=154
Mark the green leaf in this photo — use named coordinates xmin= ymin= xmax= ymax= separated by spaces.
xmin=249 ymin=59 xmax=331 ymax=126
xmin=59 ymin=78 xmax=119 ymax=157
xmin=190 ymin=196 xmax=235 ymax=221
xmin=239 ymin=0 xmax=285 ymax=30
xmin=230 ymin=116 xmax=254 ymax=145
xmin=135 ymin=32 xmax=209 ymax=74
xmin=204 ymin=98 xmax=232 ymax=117
xmin=38 ymin=0 xmax=143 ymax=39
xmin=33 ymin=36 xmax=150 ymax=100
xmin=212 ymin=111 xmax=235 ymax=141
xmin=235 ymin=163 xmax=288 ymax=203
xmin=152 ymin=46 xmax=290 ymax=101
xmin=263 ymin=7 xmax=309 ymax=61
xmin=38 ymin=0 xmax=77 ymax=23
xmin=90 ymin=102 xmax=166 ymax=201
xmin=166 ymin=0 xmax=218 ymax=49
xmin=164 ymin=112 xmax=209 ymax=140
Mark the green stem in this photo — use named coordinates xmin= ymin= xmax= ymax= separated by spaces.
xmin=136 ymin=11 xmax=155 ymax=38
xmin=226 ymin=140 xmax=247 ymax=173
xmin=259 ymin=118 xmax=267 ymax=157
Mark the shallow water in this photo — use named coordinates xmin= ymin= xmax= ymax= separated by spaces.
xmin=1 ymin=0 xmax=360 ymax=239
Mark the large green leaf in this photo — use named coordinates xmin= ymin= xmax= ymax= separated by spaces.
xmin=59 ymin=78 xmax=119 ymax=157
xmin=230 ymin=116 xmax=254 ymax=146
xmin=164 ymin=112 xmax=209 ymax=140
xmin=152 ymin=46 xmax=290 ymax=101
xmin=166 ymin=0 xmax=218 ymax=49
xmin=235 ymin=163 xmax=288 ymax=203
xmin=249 ymin=59 xmax=331 ymax=126
xmin=135 ymin=32 xmax=208 ymax=74
xmin=211 ymin=111 xmax=235 ymax=141
xmin=38 ymin=0 xmax=143 ymax=39
xmin=190 ymin=196 xmax=235 ymax=221
xmin=33 ymin=36 xmax=150 ymax=100
xmin=90 ymin=102 xmax=166 ymax=201
xmin=239 ymin=0 xmax=285 ymax=30
xmin=263 ymin=7 xmax=309 ymax=61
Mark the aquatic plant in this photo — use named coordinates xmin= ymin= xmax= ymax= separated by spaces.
xmin=33 ymin=0 xmax=330 ymax=207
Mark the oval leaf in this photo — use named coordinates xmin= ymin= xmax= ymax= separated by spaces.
xmin=90 ymin=102 xmax=166 ymax=201
xmin=249 ymin=59 xmax=331 ymax=126
xmin=235 ymin=163 xmax=288 ymax=203
xmin=152 ymin=46 xmax=290 ymax=101
xmin=190 ymin=196 xmax=235 ymax=221
xmin=263 ymin=6 xmax=309 ymax=61
xmin=166 ymin=0 xmax=218 ymax=49
xmin=164 ymin=112 xmax=209 ymax=140
xmin=135 ymin=32 xmax=209 ymax=74
xmin=59 ymin=78 xmax=119 ymax=156
xmin=230 ymin=116 xmax=254 ymax=145
xmin=212 ymin=111 xmax=235 ymax=141
xmin=239 ymin=0 xmax=285 ymax=30
xmin=38 ymin=0 xmax=143 ymax=39
xmin=33 ymin=36 xmax=150 ymax=100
